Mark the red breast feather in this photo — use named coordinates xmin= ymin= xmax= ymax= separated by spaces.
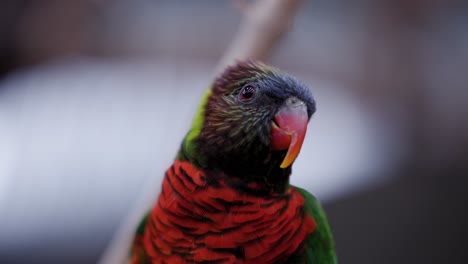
xmin=142 ymin=160 xmax=316 ymax=263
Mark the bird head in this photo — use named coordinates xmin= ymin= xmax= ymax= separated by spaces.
xmin=179 ymin=61 xmax=316 ymax=193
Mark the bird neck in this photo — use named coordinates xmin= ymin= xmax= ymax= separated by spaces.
xmin=178 ymin=139 xmax=292 ymax=195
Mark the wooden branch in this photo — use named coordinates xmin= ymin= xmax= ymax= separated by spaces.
xmin=215 ymin=0 xmax=304 ymax=74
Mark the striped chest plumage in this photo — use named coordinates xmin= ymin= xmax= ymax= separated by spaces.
xmin=142 ymin=160 xmax=316 ymax=263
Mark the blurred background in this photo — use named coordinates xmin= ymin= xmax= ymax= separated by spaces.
xmin=1 ymin=0 xmax=467 ymax=263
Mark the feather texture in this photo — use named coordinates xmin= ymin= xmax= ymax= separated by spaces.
xmin=133 ymin=160 xmax=316 ymax=263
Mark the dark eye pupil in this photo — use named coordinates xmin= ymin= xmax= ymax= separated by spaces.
xmin=240 ymin=86 xmax=255 ymax=101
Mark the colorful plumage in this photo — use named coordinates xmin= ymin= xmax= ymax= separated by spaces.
xmin=130 ymin=61 xmax=337 ymax=263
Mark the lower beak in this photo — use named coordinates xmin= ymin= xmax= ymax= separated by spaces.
xmin=270 ymin=103 xmax=309 ymax=168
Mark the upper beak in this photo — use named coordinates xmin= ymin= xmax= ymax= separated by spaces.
xmin=270 ymin=98 xmax=309 ymax=168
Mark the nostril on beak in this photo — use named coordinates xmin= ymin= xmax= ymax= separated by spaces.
xmin=285 ymin=97 xmax=303 ymax=108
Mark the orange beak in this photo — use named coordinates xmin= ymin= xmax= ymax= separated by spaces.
xmin=270 ymin=103 xmax=309 ymax=168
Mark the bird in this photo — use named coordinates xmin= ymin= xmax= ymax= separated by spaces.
xmin=129 ymin=60 xmax=337 ymax=263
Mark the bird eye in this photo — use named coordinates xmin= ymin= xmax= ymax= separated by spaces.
xmin=239 ymin=85 xmax=256 ymax=101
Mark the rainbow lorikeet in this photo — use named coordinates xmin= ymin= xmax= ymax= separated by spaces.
xmin=130 ymin=61 xmax=337 ymax=263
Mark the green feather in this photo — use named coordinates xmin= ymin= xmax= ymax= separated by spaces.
xmin=130 ymin=212 xmax=150 ymax=263
xmin=178 ymin=88 xmax=212 ymax=166
xmin=295 ymin=186 xmax=338 ymax=263
xmin=135 ymin=213 xmax=149 ymax=236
